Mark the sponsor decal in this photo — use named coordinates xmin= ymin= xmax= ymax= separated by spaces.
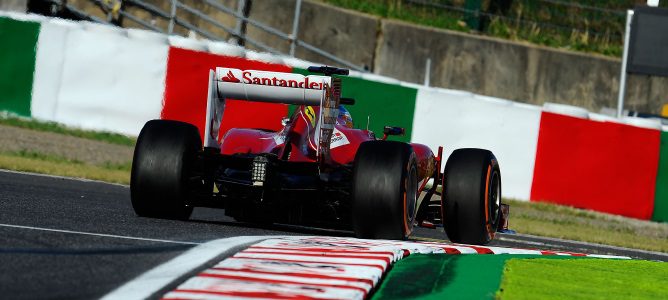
xmin=221 ymin=70 xmax=240 ymax=83
xmin=331 ymin=128 xmax=350 ymax=149
xmin=219 ymin=69 xmax=325 ymax=90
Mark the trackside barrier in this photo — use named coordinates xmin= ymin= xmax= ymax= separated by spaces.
xmin=1 ymin=12 xmax=668 ymax=220
xmin=161 ymin=47 xmax=291 ymax=141
xmin=531 ymin=112 xmax=661 ymax=220
xmin=653 ymin=130 xmax=668 ymax=222
xmin=30 ymin=18 xmax=69 ymax=122
xmin=411 ymin=89 xmax=542 ymax=201
xmin=28 ymin=16 xmax=168 ymax=135
xmin=0 ymin=16 xmax=39 ymax=117
xmin=542 ymin=102 xmax=590 ymax=119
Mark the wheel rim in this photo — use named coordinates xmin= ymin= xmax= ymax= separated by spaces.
xmin=405 ymin=165 xmax=418 ymax=233
xmin=488 ymin=171 xmax=500 ymax=230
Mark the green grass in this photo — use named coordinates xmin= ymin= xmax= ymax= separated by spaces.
xmin=101 ymin=161 xmax=133 ymax=172
xmin=507 ymin=200 xmax=668 ymax=253
xmin=322 ymin=0 xmax=468 ymax=32
xmin=319 ymin=0 xmax=632 ymax=57
xmin=0 ymin=151 xmax=130 ymax=184
xmin=6 ymin=149 xmax=85 ymax=165
xmin=497 ymin=258 xmax=668 ymax=299
xmin=0 ymin=115 xmax=136 ymax=146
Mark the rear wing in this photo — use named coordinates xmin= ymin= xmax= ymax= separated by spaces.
xmin=204 ymin=67 xmax=343 ymax=162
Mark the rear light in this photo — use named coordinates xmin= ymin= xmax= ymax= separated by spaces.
xmin=251 ymin=156 xmax=268 ymax=186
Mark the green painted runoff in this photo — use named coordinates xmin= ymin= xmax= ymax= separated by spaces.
xmin=372 ymin=254 xmax=580 ymax=300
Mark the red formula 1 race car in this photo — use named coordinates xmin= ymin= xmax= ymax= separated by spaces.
xmin=130 ymin=66 xmax=508 ymax=245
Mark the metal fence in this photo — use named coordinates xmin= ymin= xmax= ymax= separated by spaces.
xmin=37 ymin=0 xmax=366 ymax=72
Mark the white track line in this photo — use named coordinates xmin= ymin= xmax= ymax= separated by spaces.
xmin=0 ymin=169 xmax=129 ymax=187
xmin=0 ymin=223 xmax=199 ymax=245
xmin=101 ymin=236 xmax=276 ymax=300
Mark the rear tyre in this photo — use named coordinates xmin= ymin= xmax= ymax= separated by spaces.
xmin=130 ymin=120 xmax=201 ymax=220
xmin=443 ymin=148 xmax=501 ymax=245
xmin=351 ymin=141 xmax=418 ymax=240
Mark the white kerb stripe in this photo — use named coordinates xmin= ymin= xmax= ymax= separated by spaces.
xmin=100 ymin=236 xmax=275 ymax=300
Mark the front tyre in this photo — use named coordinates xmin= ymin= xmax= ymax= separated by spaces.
xmin=130 ymin=120 xmax=201 ymax=220
xmin=443 ymin=148 xmax=501 ymax=245
xmin=351 ymin=141 xmax=418 ymax=240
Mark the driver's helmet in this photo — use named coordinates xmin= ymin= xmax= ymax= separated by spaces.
xmin=338 ymin=105 xmax=353 ymax=128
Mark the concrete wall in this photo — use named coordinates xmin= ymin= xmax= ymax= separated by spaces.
xmin=246 ymin=0 xmax=379 ymax=70
xmin=0 ymin=0 xmax=27 ymax=12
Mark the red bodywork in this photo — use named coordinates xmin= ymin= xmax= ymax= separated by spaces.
xmin=220 ymin=105 xmax=436 ymax=192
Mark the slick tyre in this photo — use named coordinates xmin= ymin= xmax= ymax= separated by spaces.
xmin=351 ymin=141 xmax=418 ymax=240
xmin=130 ymin=120 xmax=201 ymax=220
xmin=443 ymin=148 xmax=501 ymax=245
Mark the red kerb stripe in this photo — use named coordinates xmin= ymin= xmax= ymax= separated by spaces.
xmin=197 ymin=273 xmax=369 ymax=295
xmin=442 ymin=247 xmax=462 ymax=254
xmin=210 ymin=267 xmax=375 ymax=286
xmin=166 ymin=288 xmax=338 ymax=300
xmin=249 ymin=246 xmax=395 ymax=255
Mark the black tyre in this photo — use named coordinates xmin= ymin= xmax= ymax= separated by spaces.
xmin=443 ymin=148 xmax=501 ymax=245
xmin=130 ymin=119 xmax=201 ymax=220
xmin=351 ymin=141 xmax=418 ymax=240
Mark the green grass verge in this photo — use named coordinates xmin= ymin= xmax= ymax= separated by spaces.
xmin=507 ymin=200 xmax=668 ymax=253
xmin=498 ymin=258 xmax=668 ymax=299
xmin=0 ymin=116 xmax=136 ymax=146
xmin=0 ymin=152 xmax=130 ymax=184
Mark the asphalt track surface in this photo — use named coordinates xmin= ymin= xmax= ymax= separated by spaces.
xmin=0 ymin=170 xmax=665 ymax=299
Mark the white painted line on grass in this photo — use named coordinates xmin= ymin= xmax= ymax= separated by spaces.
xmin=0 ymin=223 xmax=199 ymax=245
xmin=101 ymin=236 xmax=276 ymax=300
